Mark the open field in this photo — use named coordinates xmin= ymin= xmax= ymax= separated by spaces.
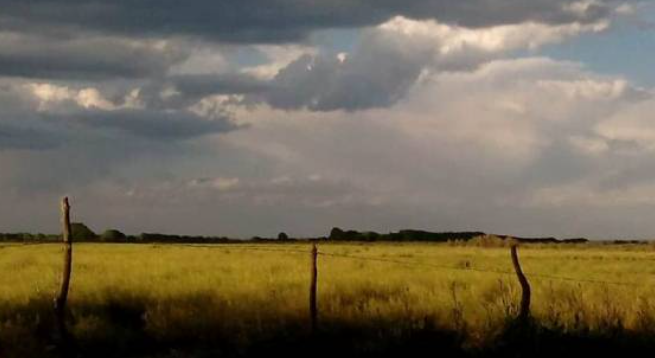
xmin=2 ymin=242 xmax=655 ymax=357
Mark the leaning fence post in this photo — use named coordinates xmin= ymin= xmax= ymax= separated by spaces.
xmin=510 ymin=243 xmax=531 ymax=324
xmin=310 ymin=242 xmax=318 ymax=334
xmin=54 ymin=197 xmax=73 ymax=344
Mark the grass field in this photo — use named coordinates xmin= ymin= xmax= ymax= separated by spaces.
xmin=2 ymin=242 xmax=655 ymax=357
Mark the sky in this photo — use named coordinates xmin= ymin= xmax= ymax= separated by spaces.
xmin=1 ymin=0 xmax=655 ymax=239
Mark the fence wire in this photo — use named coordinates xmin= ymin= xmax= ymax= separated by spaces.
xmin=172 ymin=243 xmax=649 ymax=288
xmin=7 ymin=242 xmax=641 ymax=289
xmin=317 ymin=251 xmax=644 ymax=287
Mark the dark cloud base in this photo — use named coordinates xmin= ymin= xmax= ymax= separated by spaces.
xmin=1 ymin=0 xmax=626 ymax=43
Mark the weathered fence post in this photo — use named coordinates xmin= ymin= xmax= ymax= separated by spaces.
xmin=54 ymin=197 xmax=73 ymax=344
xmin=510 ymin=243 xmax=531 ymax=324
xmin=310 ymin=242 xmax=318 ymax=334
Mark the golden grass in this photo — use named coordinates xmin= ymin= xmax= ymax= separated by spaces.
xmin=1 ymin=242 xmax=655 ymax=357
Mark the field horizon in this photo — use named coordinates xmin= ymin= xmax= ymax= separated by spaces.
xmin=4 ymin=223 xmax=647 ymax=245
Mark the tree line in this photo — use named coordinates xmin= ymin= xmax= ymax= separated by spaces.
xmin=0 ymin=223 xmax=596 ymax=244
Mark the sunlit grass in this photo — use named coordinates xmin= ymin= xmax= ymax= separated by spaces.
xmin=1 ymin=242 xmax=655 ymax=357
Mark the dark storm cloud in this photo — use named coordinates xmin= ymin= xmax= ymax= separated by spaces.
xmin=263 ymin=30 xmax=432 ymax=111
xmin=0 ymin=33 xmax=186 ymax=80
xmin=145 ymin=28 xmax=435 ymax=112
xmin=49 ymin=108 xmax=239 ymax=141
xmin=0 ymin=84 xmax=62 ymax=150
xmin=0 ymin=0 xmax=631 ymax=110
xmin=144 ymin=47 xmax=427 ymax=112
xmin=0 ymin=106 xmax=236 ymax=150
xmin=0 ymin=0 xmax=627 ymax=43
xmin=170 ymin=73 xmax=271 ymax=97
xmin=0 ymin=81 xmax=238 ymax=151
xmin=133 ymin=72 xmax=270 ymax=111
xmin=0 ymin=124 xmax=61 ymax=150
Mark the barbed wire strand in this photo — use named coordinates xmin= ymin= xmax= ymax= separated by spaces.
xmin=175 ymin=244 xmax=646 ymax=288
xmin=317 ymin=251 xmax=644 ymax=288
xmin=8 ymin=242 xmax=647 ymax=288
xmin=178 ymin=243 xmax=311 ymax=255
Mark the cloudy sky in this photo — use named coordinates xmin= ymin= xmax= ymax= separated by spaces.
xmin=1 ymin=0 xmax=655 ymax=239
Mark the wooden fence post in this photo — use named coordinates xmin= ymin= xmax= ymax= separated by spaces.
xmin=510 ymin=244 xmax=531 ymax=324
xmin=54 ymin=197 xmax=73 ymax=343
xmin=310 ymin=242 xmax=318 ymax=334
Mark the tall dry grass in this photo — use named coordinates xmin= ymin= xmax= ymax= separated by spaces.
xmin=1 ymin=242 xmax=655 ymax=357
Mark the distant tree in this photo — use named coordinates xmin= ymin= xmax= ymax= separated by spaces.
xmin=100 ymin=229 xmax=127 ymax=242
xmin=362 ymin=231 xmax=380 ymax=241
xmin=277 ymin=232 xmax=290 ymax=241
xmin=329 ymin=227 xmax=345 ymax=240
xmin=71 ymin=223 xmax=97 ymax=241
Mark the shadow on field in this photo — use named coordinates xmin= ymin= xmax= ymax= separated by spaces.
xmin=1 ymin=294 xmax=655 ymax=358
